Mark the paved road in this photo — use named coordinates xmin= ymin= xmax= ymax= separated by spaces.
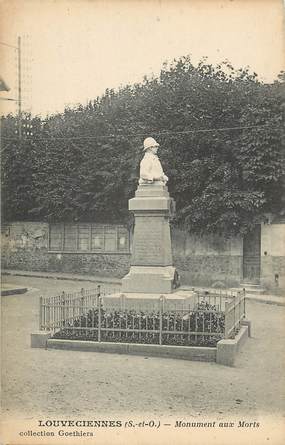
xmin=1 ymin=275 xmax=285 ymax=422
xmin=3 ymin=268 xmax=285 ymax=305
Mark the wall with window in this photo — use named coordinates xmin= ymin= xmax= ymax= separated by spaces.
xmin=1 ymin=221 xmax=131 ymax=278
xmin=2 ymin=221 xmax=243 ymax=286
xmin=49 ymin=223 xmax=129 ymax=253
xmin=2 ymin=220 xmax=284 ymax=290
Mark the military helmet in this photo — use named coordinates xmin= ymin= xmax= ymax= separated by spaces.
xmin=143 ymin=137 xmax=159 ymax=151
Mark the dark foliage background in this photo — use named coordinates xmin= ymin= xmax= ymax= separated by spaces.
xmin=1 ymin=56 xmax=284 ymax=234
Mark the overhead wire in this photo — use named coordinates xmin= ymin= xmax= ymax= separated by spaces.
xmin=1 ymin=122 xmax=281 ymax=142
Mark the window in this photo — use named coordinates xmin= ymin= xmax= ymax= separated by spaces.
xmin=64 ymin=225 xmax=77 ymax=251
xmin=78 ymin=224 xmax=90 ymax=251
xmin=49 ymin=224 xmax=63 ymax=250
xmin=49 ymin=223 xmax=130 ymax=253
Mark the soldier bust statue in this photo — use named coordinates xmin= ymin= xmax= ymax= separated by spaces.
xmin=139 ymin=137 xmax=168 ymax=185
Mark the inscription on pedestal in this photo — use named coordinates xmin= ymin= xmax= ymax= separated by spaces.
xmin=122 ymin=182 xmax=177 ymax=293
xmin=132 ymin=216 xmax=172 ymax=266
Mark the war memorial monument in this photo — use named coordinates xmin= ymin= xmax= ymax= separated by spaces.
xmin=122 ymin=136 xmax=178 ymax=294
xmin=31 ymin=136 xmax=249 ymax=368
xmin=105 ymin=135 xmax=198 ymax=312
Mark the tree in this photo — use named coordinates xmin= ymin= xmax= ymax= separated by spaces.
xmin=1 ymin=56 xmax=284 ymax=234
xmin=1 ymin=114 xmax=40 ymax=221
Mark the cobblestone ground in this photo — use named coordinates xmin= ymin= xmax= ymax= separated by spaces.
xmin=1 ymin=276 xmax=285 ymax=421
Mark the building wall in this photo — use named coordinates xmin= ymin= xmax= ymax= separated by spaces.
xmin=261 ymin=223 xmax=285 ymax=290
xmin=1 ymin=222 xmax=49 ymax=271
xmin=2 ymin=221 xmax=284 ymax=290
xmin=172 ymin=228 xmax=243 ymax=287
xmin=1 ymin=222 xmax=130 ymax=278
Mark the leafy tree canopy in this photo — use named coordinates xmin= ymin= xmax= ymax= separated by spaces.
xmin=1 ymin=56 xmax=284 ymax=235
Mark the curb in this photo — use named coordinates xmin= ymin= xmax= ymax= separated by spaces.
xmin=31 ymin=332 xmax=248 ymax=367
xmin=216 ymin=325 xmax=249 ymax=366
xmin=244 ymin=296 xmax=285 ymax=307
xmin=2 ymin=270 xmax=121 ymax=286
xmin=46 ymin=339 xmax=217 ymax=362
xmin=1 ymin=287 xmax=28 ymax=296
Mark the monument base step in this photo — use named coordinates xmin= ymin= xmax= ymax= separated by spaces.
xmin=121 ymin=265 xmax=178 ymax=294
xmin=102 ymin=290 xmax=197 ymax=312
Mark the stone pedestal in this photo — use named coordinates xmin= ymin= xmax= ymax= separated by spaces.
xmin=122 ymin=183 xmax=177 ymax=293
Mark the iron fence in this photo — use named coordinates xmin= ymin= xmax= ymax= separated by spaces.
xmin=224 ymin=290 xmax=246 ymax=339
xmin=194 ymin=289 xmax=242 ymax=311
xmin=39 ymin=286 xmax=246 ymax=346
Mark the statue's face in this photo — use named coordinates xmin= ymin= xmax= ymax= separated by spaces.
xmin=150 ymin=146 xmax=158 ymax=155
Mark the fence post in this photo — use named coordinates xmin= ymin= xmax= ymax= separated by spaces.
xmin=243 ymin=288 xmax=246 ymax=318
xmin=53 ymin=296 xmax=56 ymax=330
xmin=159 ymin=296 xmax=163 ymax=345
xmin=39 ymin=296 xmax=43 ymax=330
xmin=233 ymin=295 xmax=236 ymax=334
xmin=224 ymin=301 xmax=229 ymax=339
xmin=46 ymin=297 xmax=50 ymax=330
xmin=60 ymin=291 xmax=65 ymax=328
xmin=98 ymin=296 xmax=102 ymax=342
xmin=80 ymin=288 xmax=85 ymax=317
xmin=238 ymin=293 xmax=241 ymax=328
xmin=120 ymin=294 xmax=125 ymax=311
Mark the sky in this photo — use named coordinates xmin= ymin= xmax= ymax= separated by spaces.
xmin=0 ymin=0 xmax=284 ymax=117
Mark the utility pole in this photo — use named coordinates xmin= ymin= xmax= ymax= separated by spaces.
xmin=17 ymin=35 xmax=22 ymax=141
xmin=0 ymin=37 xmax=23 ymax=140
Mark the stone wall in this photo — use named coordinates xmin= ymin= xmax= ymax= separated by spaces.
xmin=1 ymin=222 xmax=49 ymax=271
xmin=1 ymin=222 xmax=130 ymax=278
xmin=2 ymin=221 xmax=284 ymax=290
xmin=1 ymin=222 xmax=243 ymax=285
xmin=47 ymin=252 xmax=130 ymax=277
xmin=172 ymin=228 xmax=243 ymax=287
